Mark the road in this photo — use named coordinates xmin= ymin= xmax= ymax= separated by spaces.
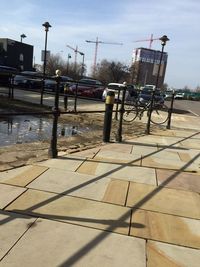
xmin=1 ymin=87 xmax=200 ymax=116
xmin=165 ymin=99 xmax=200 ymax=117
xmin=0 ymin=87 xmax=105 ymax=112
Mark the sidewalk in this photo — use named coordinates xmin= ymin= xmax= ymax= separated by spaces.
xmin=0 ymin=113 xmax=200 ymax=266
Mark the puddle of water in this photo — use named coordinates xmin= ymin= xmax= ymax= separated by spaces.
xmin=0 ymin=114 xmax=86 ymax=147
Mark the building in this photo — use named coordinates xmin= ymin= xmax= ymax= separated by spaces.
xmin=0 ymin=38 xmax=33 ymax=71
xmin=131 ymin=47 xmax=168 ymax=88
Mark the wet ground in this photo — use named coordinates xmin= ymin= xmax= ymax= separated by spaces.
xmin=0 ymin=112 xmax=87 ymax=147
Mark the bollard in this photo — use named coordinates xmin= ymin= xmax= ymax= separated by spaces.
xmin=145 ymin=88 xmax=156 ymax=134
xmin=103 ymin=91 xmax=115 ymax=142
xmin=166 ymin=90 xmax=175 ymax=129
xmin=48 ymin=70 xmax=61 ymax=158
xmin=64 ymin=84 xmax=69 ymax=111
xmin=116 ymin=85 xmax=127 ymax=142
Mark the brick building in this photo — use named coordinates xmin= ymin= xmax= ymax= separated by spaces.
xmin=131 ymin=47 xmax=168 ymax=88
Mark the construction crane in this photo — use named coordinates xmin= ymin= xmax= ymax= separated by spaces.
xmin=86 ymin=37 xmax=123 ymax=75
xmin=66 ymin=44 xmax=85 ymax=74
xmin=133 ymin=34 xmax=160 ymax=49
xmin=66 ymin=44 xmax=79 ymax=66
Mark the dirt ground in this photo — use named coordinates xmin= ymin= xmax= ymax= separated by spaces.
xmin=0 ymin=97 xmax=164 ymax=171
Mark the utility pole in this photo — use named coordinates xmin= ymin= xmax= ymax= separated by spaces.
xmin=86 ymin=37 xmax=123 ymax=76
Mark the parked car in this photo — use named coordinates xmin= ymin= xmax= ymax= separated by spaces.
xmin=68 ymin=78 xmax=105 ymax=99
xmin=174 ymin=92 xmax=185 ymax=100
xmin=102 ymin=83 xmax=138 ymax=102
xmin=138 ymin=87 xmax=165 ymax=106
xmin=0 ymin=65 xmax=18 ymax=86
xmin=44 ymin=76 xmax=73 ymax=92
xmin=44 ymin=79 xmax=56 ymax=91
xmin=13 ymin=71 xmax=43 ymax=89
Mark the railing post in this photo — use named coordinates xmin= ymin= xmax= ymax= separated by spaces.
xmin=64 ymin=84 xmax=69 ymax=111
xmin=114 ymin=89 xmax=121 ymax=121
xmin=48 ymin=70 xmax=61 ymax=158
xmin=103 ymin=91 xmax=115 ymax=142
xmin=166 ymin=90 xmax=175 ymax=129
xmin=74 ymin=82 xmax=78 ymax=112
xmin=116 ymin=85 xmax=126 ymax=142
xmin=145 ymin=88 xmax=155 ymax=134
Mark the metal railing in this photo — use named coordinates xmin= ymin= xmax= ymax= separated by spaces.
xmin=0 ymin=71 xmax=175 ymax=158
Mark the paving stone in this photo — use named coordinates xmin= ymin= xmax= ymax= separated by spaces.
xmin=0 ymin=165 xmax=31 ymax=182
xmin=0 ymin=165 xmax=48 ymax=187
xmin=180 ymin=139 xmax=200 ymax=149
xmin=0 ymin=210 xmax=36 ymax=260
xmin=132 ymin=145 xmax=158 ymax=157
xmin=27 ymin=168 xmax=111 ymax=202
xmin=156 ymin=169 xmax=200 ymax=193
xmin=147 ymin=240 xmax=200 ymax=267
xmin=37 ymin=156 xmax=85 ymax=171
xmin=102 ymin=179 xmax=129 ymax=206
xmin=6 ymin=189 xmax=131 ymax=235
xmin=130 ymin=209 xmax=200 ymax=249
xmin=126 ymin=182 xmax=200 ymax=219
xmin=100 ymin=143 xmax=133 ymax=153
xmin=72 ymin=147 xmax=101 ymax=158
xmin=0 ymin=218 xmax=146 ymax=267
xmin=77 ymin=161 xmax=156 ymax=185
xmin=94 ymin=150 xmax=141 ymax=165
xmin=142 ymin=156 xmax=199 ymax=172
xmin=0 ymin=184 xmax=26 ymax=209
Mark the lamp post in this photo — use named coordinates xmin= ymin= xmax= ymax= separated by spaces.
xmin=146 ymin=35 xmax=169 ymax=134
xmin=41 ymin=21 xmax=52 ymax=105
xmin=79 ymin=52 xmax=85 ymax=78
xmin=20 ymin=34 xmax=26 ymax=43
xmin=66 ymin=53 xmax=71 ymax=75
xmin=155 ymin=35 xmax=169 ymax=89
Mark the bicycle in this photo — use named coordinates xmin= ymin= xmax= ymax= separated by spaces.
xmin=123 ymin=98 xmax=169 ymax=125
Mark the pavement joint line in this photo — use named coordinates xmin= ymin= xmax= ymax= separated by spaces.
xmin=2 ymin=188 xmax=29 ymax=211
xmin=1 ymin=133 xmax=200 ymax=264
xmin=4 ymin=153 xmax=200 ymax=247
xmin=0 ymin=217 xmax=38 ymax=262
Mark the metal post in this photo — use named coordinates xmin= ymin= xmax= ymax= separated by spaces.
xmin=116 ymin=86 xmax=127 ymax=142
xmin=41 ymin=30 xmax=48 ymax=105
xmin=145 ymin=88 xmax=156 ymax=134
xmin=48 ymin=70 xmax=61 ymax=158
xmin=74 ymin=82 xmax=78 ymax=112
xmin=166 ymin=90 xmax=175 ymax=129
xmin=103 ymin=91 xmax=115 ymax=142
xmin=41 ymin=22 xmax=51 ymax=105
xmin=64 ymin=84 xmax=68 ymax=111
xmin=115 ymin=89 xmax=121 ymax=121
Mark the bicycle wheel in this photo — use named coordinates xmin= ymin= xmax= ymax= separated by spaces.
xmin=123 ymin=104 xmax=138 ymax=122
xmin=150 ymin=104 xmax=169 ymax=124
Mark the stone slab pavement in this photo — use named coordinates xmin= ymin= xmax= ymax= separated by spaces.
xmin=0 ymin=113 xmax=200 ymax=266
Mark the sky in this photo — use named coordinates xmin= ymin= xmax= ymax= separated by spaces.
xmin=0 ymin=0 xmax=200 ymax=89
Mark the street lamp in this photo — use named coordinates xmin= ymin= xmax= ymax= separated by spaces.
xmin=146 ymin=35 xmax=169 ymax=134
xmin=155 ymin=35 xmax=170 ymax=89
xmin=66 ymin=53 xmax=71 ymax=75
xmin=79 ymin=52 xmax=85 ymax=78
xmin=41 ymin=21 xmax=52 ymax=105
xmin=20 ymin=34 xmax=26 ymax=43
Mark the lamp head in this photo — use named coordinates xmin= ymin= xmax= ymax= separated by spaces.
xmin=159 ymin=35 xmax=170 ymax=46
xmin=21 ymin=34 xmax=26 ymax=39
xmin=42 ymin=22 xmax=52 ymax=31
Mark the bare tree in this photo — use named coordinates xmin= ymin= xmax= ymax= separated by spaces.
xmin=94 ymin=59 xmax=130 ymax=84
